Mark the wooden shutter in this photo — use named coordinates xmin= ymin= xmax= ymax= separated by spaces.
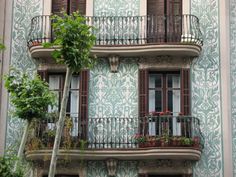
xmin=181 ymin=68 xmax=190 ymax=115
xmin=37 ymin=70 xmax=48 ymax=82
xmin=147 ymin=0 xmax=165 ymax=43
xmin=139 ymin=69 xmax=148 ymax=134
xmin=79 ymin=69 xmax=89 ymax=140
xmin=70 ymin=0 xmax=86 ymax=15
xmin=147 ymin=0 xmax=164 ymax=15
xmin=52 ymin=0 xmax=68 ymax=14
xmin=166 ymin=0 xmax=182 ymax=42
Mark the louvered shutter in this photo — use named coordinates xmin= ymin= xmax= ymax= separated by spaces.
xmin=147 ymin=0 xmax=165 ymax=43
xmin=52 ymin=0 xmax=68 ymax=14
xmin=37 ymin=70 xmax=48 ymax=82
xmin=181 ymin=68 xmax=190 ymax=115
xmin=139 ymin=69 xmax=148 ymax=134
xmin=166 ymin=0 xmax=182 ymax=42
xmin=70 ymin=0 xmax=86 ymax=15
xmin=79 ymin=69 xmax=89 ymax=140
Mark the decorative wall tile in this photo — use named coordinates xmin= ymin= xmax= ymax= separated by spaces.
xmin=88 ymin=59 xmax=139 ymax=147
xmin=6 ymin=0 xmax=42 ymax=151
xmin=191 ymin=1 xmax=223 ymax=177
xmin=87 ymin=161 xmax=108 ymax=177
xmin=230 ymin=0 xmax=236 ymax=175
xmin=93 ymin=0 xmax=140 ymax=16
xmin=89 ymin=59 xmax=138 ymax=118
xmin=87 ymin=161 xmax=138 ymax=177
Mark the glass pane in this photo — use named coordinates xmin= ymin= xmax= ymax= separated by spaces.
xmin=167 ymin=75 xmax=180 ymax=88
xmin=167 ymin=90 xmax=180 ymax=113
xmin=70 ymin=75 xmax=79 ymax=137
xmin=149 ymin=90 xmax=162 ymax=112
xmin=48 ymin=75 xmax=60 ymax=112
xmin=149 ymin=74 xmax=162 ymax=88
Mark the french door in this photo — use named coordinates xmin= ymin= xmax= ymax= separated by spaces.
xmin=147 ymin=0 xmax=182 ymax=43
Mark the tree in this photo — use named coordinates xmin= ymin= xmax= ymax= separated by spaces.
xmin=4 ymin=69 xmax=55 ymax=171
xmin=44 ymin=12 xmax=96 ymax=177
xmin=0 ymin=43 xmax=5 ymax=50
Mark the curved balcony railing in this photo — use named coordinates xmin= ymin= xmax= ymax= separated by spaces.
xmin=27 ymin=14 xmax=203 ymax=48
xmin=26 ymin=115 xmax=204 ymax=151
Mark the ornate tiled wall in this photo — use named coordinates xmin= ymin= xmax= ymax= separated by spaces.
xmin=89 ymin=59 xmax=138 ymax=118
xmin=191 ymin=0 xmax=223 ymax=177
xmin=6 ymin=0 xmax=42 ymax=151
xmin=88 ymin=59 xmax=139 ymax=147
xmin=87 ymin=161 xmax=138 ymax=177
xmin=93 ymin=0 xmax=140 ymax=16
xmin=230 ymin=0 xmax=236 ymax=176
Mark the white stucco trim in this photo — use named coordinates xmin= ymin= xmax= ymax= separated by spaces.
xmin=219 ymin=0 xmax=233 ymax=176
xmin=43 ymin=0 xmax=51 ymax=15
xmin=0 ymin=0 xmax=13 ymax=155
xmin=183 ymin=0 xmax=190 ymax=14
xmin=140 ymin=0 xmax=146 ymax=16
xmin=86 ymin=0 xmax=93 ymax=16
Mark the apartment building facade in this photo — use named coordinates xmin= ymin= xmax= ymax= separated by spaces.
xmin=0 ymin=0 xmax=234 ymax=177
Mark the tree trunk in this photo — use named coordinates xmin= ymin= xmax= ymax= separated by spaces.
xmin=14 ymin=121 xmax=29 ymax=172
xmin=48 ymin=67 xmax=73 ymax=177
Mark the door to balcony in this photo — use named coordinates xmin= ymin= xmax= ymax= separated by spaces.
xmin=147 ymin=0 xmax=182 ymax=43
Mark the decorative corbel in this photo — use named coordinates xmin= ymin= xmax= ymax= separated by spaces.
xmin=108 ymin=55 xmax=119 ymax=72
xmin=106 ymin=159 xmax=118 ymax=176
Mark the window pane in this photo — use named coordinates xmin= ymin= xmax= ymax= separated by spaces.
xmin=149 ymin=90 xmax=162 ymax=112
xmin=48 ymin=75 xmax=60 ymax=112
xmin=167 ymin=90 xmax=180 ymax=113
xmin=149 ymin=74 xmax=162 ymax=88
xmin=167 ymin=75 xmax=180 ymax=88
xmin=70 ymin=75 xmax=79 ymax=137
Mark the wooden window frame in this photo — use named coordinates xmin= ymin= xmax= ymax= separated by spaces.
xmin=139 ymin=69 xmax=190 ymax=117
xmin=148 ymin=71 xmax=181 ymax=113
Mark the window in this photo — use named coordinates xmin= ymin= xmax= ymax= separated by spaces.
xmin=48 ymin=74 xmax=80 ymax=116
xmin=48 ymin=74 xmax=79 ymax=136
xmin=148 ymin=72 xmax=181 ymax=114
xmin=52 ymin=0 xmax=86 ymax=15
xmin=38 ymin=69 xmax=89 ymax=139
xmin=139 ymin=69 xmax=190 ymax=136
xmin=147 ymin=0 xmax=182 ymax=42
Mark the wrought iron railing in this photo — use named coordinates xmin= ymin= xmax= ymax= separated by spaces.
xmin=27 ymin=14 xmax=203 ymax=48
xmin=26 ymin=115 xmax=204 ymax=151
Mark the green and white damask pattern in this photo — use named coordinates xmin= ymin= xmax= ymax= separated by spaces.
xmin=87 ymin=161 xmax=138 ymax=177
xmin=191 ymin=0 xmax=223 ymax=177
xmin=88 ymin=59 xmax=138 ymax=148
xmin=230 ymin=0 xmax=236 ymax=175
xmin=89 ymin=59 xmax=138 ymax=118
xmin=6 ymin=0 xmax=42 ymax=150
xmin=93 ymin=0 xmax=140 ymax=16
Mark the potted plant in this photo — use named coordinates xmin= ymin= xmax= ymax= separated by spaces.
xmin=171 ymin=136 xmax=181 ymax=147
xmin=180 ymin=137 xmax=193 ymax=147
xmin=160 ymin=129 xmax=169 ymax=147
xmin=42 ymin=129 xmax=56 ymax=148
xmin=134 ymin=134 xmax=146 ymax=148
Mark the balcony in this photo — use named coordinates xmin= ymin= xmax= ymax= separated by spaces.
xmin=27 ymin=15 xmax=203 ymax=61
xmin=25 ymin=115 xmax=204 ymax=162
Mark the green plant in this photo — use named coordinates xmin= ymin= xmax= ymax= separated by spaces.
xmin=180 ymin=137 xmax=193 ymax=146
xmin=45 ymin=11 xmax=96 ymax=177
xmin=4 ymin=69 xmax=56 ymax=171
xmin=0 ymin=155 xmax=24 ymax=177
xmin=134 ymin=134 xmax=146 ymax=144
xmin=4 ymin=69 xmax=56 ymax=122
